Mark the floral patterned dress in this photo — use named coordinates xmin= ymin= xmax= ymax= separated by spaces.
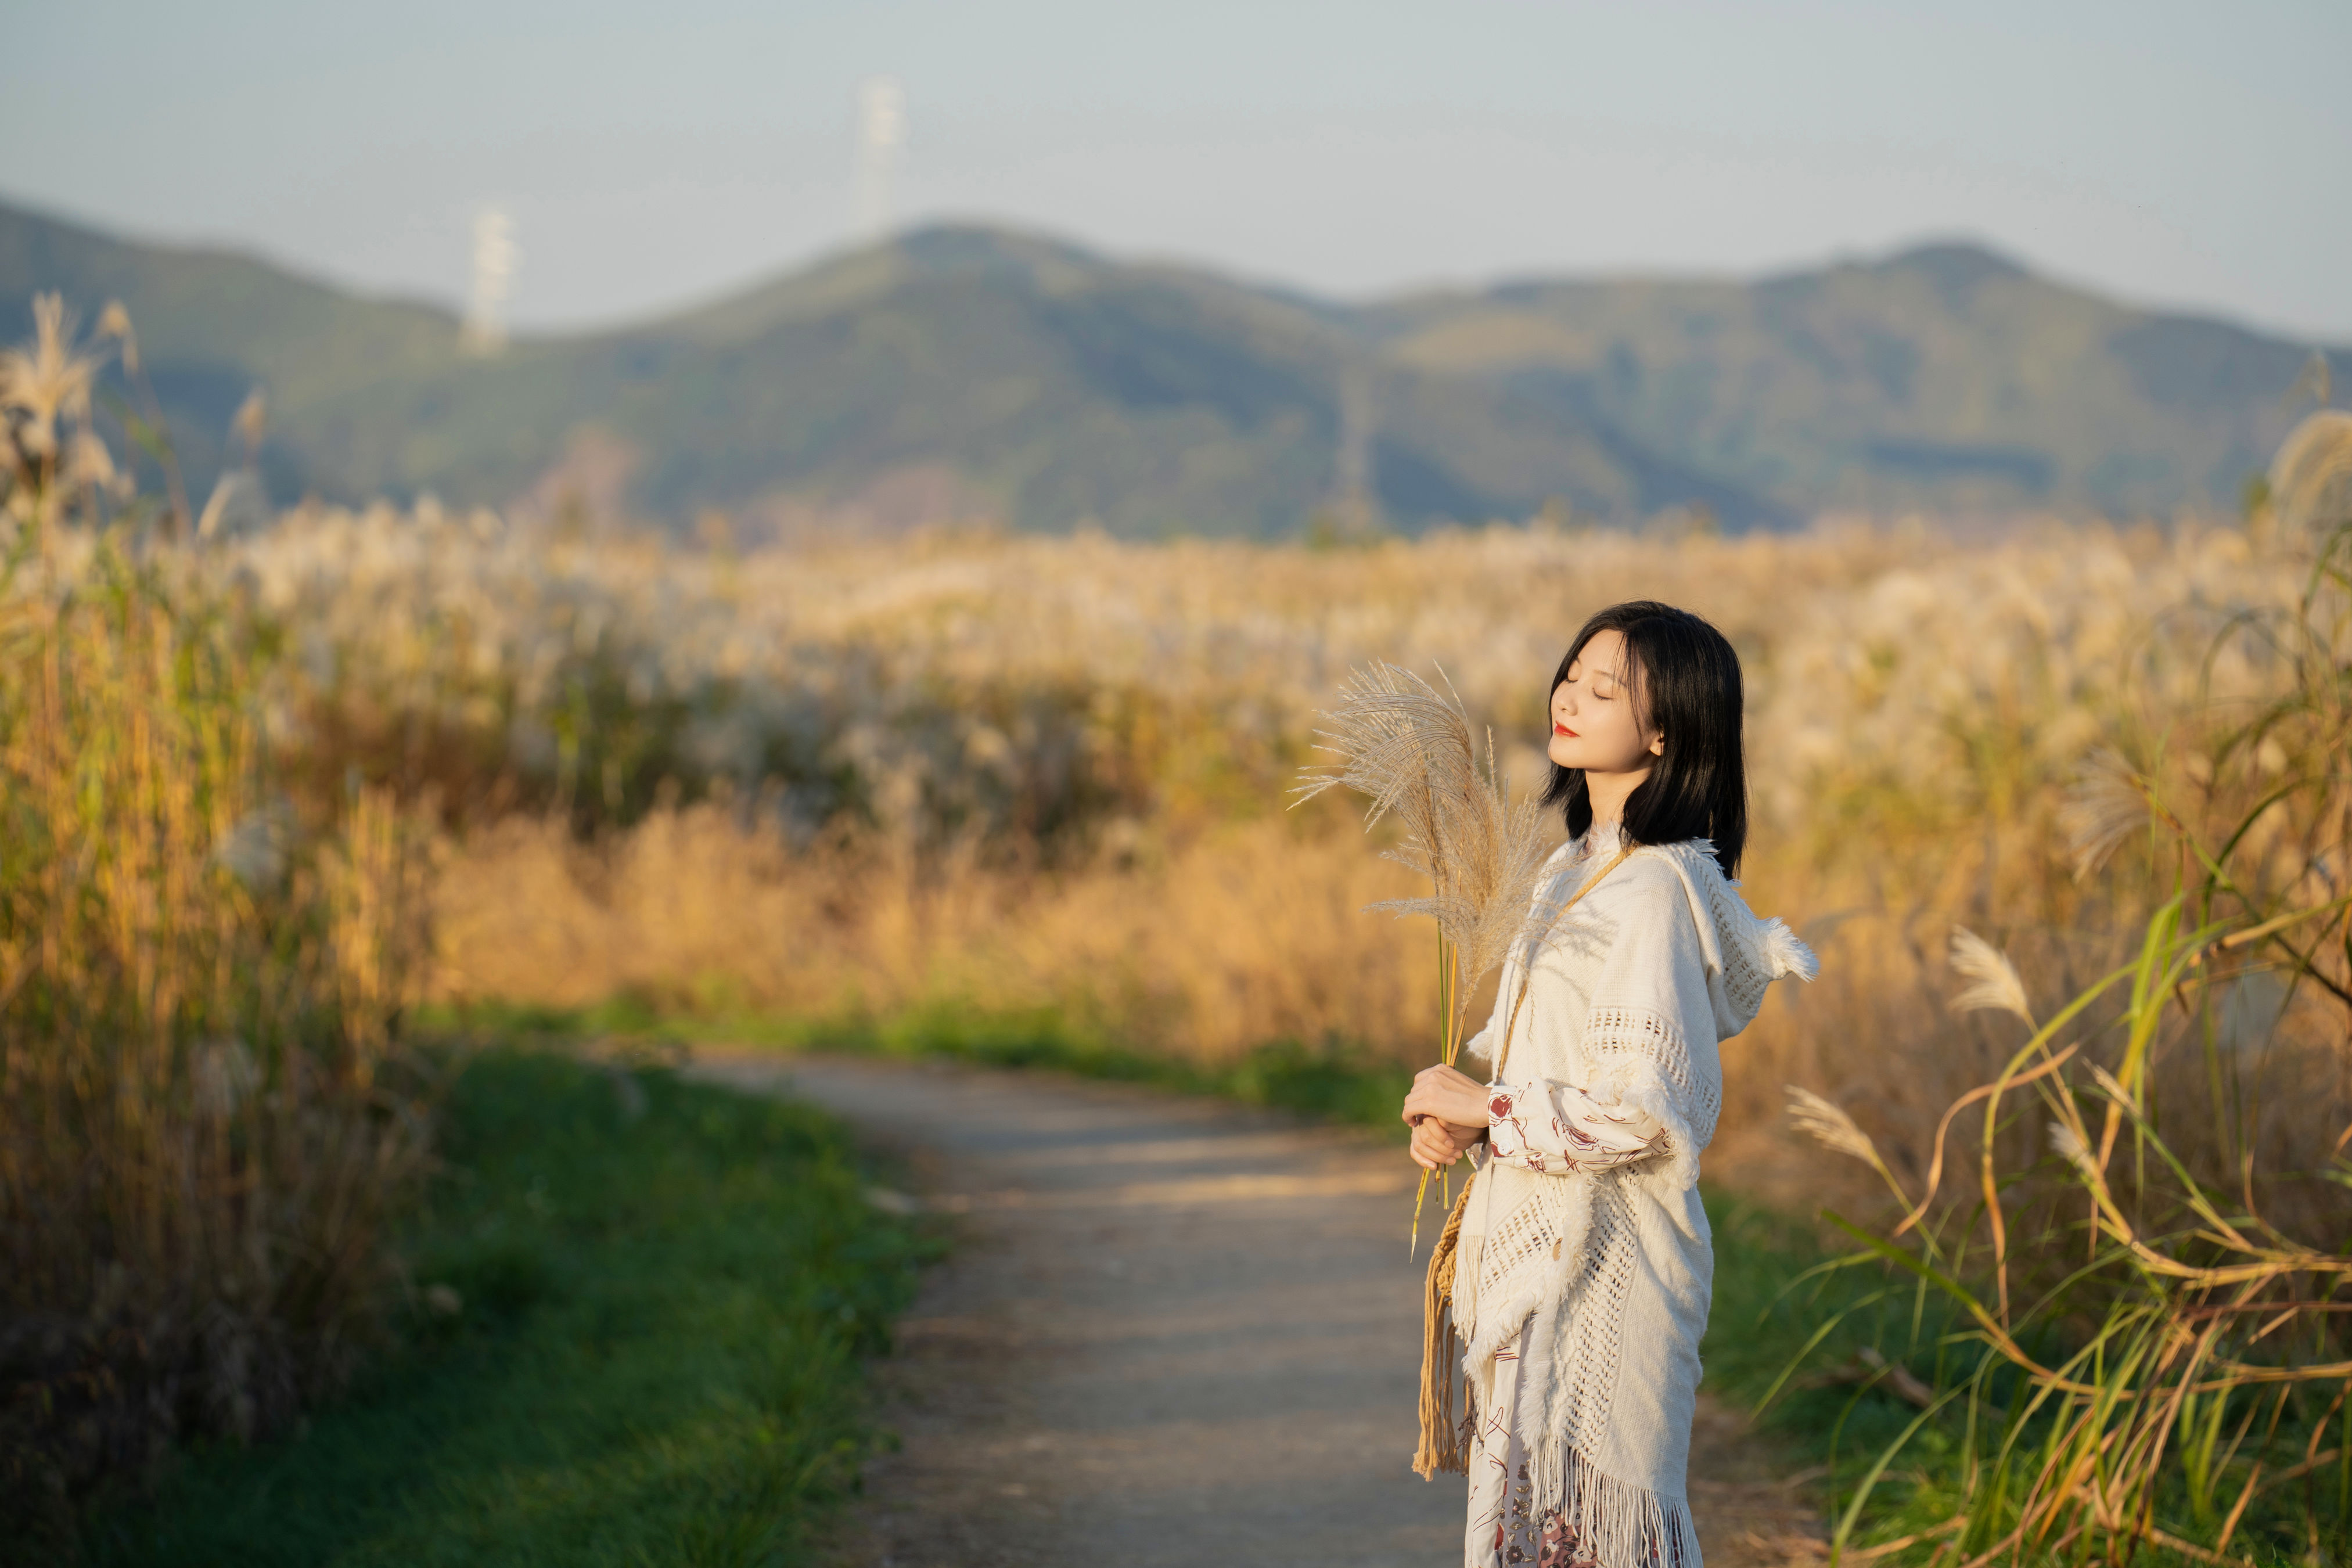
xmin=1466 ymin=1085 xmax=1666 ymax=1567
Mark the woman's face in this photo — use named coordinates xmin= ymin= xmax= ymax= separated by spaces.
xmin=1548 ymin=629 xmax=1665 ymax=776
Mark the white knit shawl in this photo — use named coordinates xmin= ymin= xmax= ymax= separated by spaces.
xmin=1451 ymin=825 xmax=1817 ymax=1568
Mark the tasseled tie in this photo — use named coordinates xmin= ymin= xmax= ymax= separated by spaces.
xmin=1414 ymin=1178 xmax=1479 ymax=1479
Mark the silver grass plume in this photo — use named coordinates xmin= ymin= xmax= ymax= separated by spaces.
xmin=2058 ymin=749 xmax=2150 ymax=882
xmin=2268 ymin=408 xmax=2352 ymax=540
xmin=1293 ymin=661 xmax=1557 ymax=1025
xmin=1785 ymin=1085 xmax=1881 ymax=1166
xmin=2085 ymin=1060 xmax=2138 ymax=1113
xmin=0 ymin=293 xmax=100 ymax=462
xmin=2047 ymin=1120 xmax=2100 ymax=1181
xmin=1947 ymin=926 xmax=2035 ymax=1028
xmin=214 ymin=799 xmax=299 ymax=891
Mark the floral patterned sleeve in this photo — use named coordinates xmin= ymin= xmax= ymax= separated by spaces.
xmin=1484 ymin=1081 xmax=1666 ymax=1175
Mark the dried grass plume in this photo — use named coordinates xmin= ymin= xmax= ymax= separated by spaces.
xmin=1785 ymin=1085 xmax=1881 ymax=1166
xmin=1947 ymin=926 xmax=2035 ymax=1028
xmin=1293 ymin=661 xmax=1558 ymax=1047
xmin=0 ymin=293 xmax=99 ymax=462
xmin=2058 ymin=749 xmax=2150 ymax=881
xmin=2268 ymin=408 xmax=2352 ymax=540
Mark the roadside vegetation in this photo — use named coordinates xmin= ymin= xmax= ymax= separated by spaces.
xmin=0 ymin=298 xmax=928 ymax=1566
xmin=1768 ymin=417 xmax=2352 ymax=1568
xmin=1 ymin=296 xmax=440 ymax=1553
xmin=81 ymin=1049 xmax=930 ymax=1568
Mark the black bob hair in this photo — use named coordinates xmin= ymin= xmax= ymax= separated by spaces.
xmin=1539 ymin=600 xmax=1747 ymax=877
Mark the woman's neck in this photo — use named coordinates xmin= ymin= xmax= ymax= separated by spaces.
xmin=1584 ymin=767 xmax=1650 ymax=830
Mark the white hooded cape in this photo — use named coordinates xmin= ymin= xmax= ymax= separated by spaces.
xmin=1450 ymin=824 xmax=1817 ymax=1568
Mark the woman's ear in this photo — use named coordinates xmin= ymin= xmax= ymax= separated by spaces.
xmin=1647 ymin=731 xmax=1666 ymax=757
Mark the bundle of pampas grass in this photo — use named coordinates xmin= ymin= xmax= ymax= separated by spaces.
xmin=1294 ymin=663 xmax=1559 ymax=1244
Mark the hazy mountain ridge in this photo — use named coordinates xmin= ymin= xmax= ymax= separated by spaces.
xmin=2 ymin=197 xmax=2342 ymax=535
xmin=1369 ymin=242 xmax=2343 ymax=519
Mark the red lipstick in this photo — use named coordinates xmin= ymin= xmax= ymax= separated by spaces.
xmin=1554 ymin=722 xmax=1577 ymax=738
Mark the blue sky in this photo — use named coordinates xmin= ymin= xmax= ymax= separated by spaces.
xmin=8 ymin=0 xmax=2348 ymax=339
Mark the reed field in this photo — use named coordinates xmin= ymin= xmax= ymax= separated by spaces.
xmin=7 ymin=290 xmax=2350 ymax=1562
xmin=233 ymin=485 xmax=2350 ymax=1189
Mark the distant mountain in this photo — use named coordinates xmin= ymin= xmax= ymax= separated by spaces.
xmin=1364 ymin=244 xmax=2344 ymax=520
xmin=3 ymin=198 xmax=2343 ymax=535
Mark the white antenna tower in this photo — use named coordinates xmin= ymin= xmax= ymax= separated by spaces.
xmin=461 ymin=205 xmax=518 ymax=357
xmin=854 ymin=76 xmax=907 ymax=241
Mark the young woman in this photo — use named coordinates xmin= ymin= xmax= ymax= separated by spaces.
xmin=1401 ymin=600 xmax=1815 ymax=1568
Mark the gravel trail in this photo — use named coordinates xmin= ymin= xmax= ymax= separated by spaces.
xmin=687 ymin=1052 xmax=1823 ymax=1568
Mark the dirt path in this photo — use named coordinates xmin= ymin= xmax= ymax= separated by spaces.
xmin=689 ymin=1052 xmax=1824 ymax=1568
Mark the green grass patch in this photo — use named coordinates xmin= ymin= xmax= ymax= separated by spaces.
xmin=434 ymin=996 xmax=1422 ymax=1138
xmin=1705 ymin=1196 xmax=1969 ymax=1538
xmin=81 ymin=1049 xmax=934 ymax=1568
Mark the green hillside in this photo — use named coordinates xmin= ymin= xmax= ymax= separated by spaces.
xmin=1370 ymin=244 xmax=2343 ymax=518
xmin=0 ymin=203 xmax=467 ymax=501
xmin=2 ymin=198 xmax=2341 ymax=534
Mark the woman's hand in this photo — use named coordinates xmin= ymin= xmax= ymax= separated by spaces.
xmin=1402 ymin=1063 xmax=1492 ymax=1171
xmin=1403 ymin=1062 xmax=1492 ymax=1131
xmin=1409 ymin=1116 xmax=1484 ymax=1171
